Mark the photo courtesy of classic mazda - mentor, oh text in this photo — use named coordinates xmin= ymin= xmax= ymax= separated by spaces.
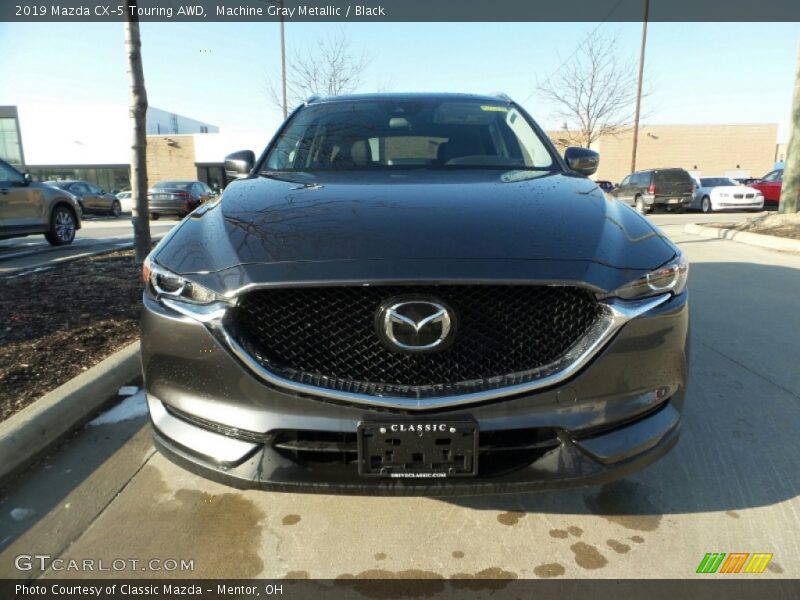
xmin=140 ymin=93 xmax=689 ymax=495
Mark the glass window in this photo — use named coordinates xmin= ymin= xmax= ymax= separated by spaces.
xmin=654 ymin=169 xmax=691 ymax=184
xmin=0 ymin=118 xmax=23 ymax=165
xmin=700 ymin=178 xmax=736 ymax=187
xmin=266 ymin=99 xmax=555 ymax=171
xmin=0 ymin=160 xmax=23 ymax=183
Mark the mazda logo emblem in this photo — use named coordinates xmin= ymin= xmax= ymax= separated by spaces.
xmin=376 ymin=297 xmax=456 ymax=353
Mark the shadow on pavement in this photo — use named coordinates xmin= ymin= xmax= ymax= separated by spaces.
xmin=442 ymin=261 xmax=800 ymax=519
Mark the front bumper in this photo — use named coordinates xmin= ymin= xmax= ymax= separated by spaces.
xmin=712 ymin=199 xmax=764 ymax=211
xmin=141 ymin=291 xmax=689 ymax=495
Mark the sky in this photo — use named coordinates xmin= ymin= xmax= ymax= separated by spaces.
xmin=0 ymin=21 xmax=798 ymax=143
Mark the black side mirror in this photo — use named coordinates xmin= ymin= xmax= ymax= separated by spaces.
xmin=23 ymin=172 xmax=32 ymax=185
xmin=225 ymin=150 xmax=256 ymax=179
xmin=564 ymin=147 xmax=599 ymax=176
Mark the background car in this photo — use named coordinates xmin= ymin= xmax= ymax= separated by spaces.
xmin=116 ymin=190 xmax=133 ymax=214
xmin=0 ymin=159 xmax=82 ymax=245
xmin=611 ymin=168 xmax=695 ymax=214
xmin=749 ymin=169 xmax=783 ymax=206
xmin=147 ymin=180 xmax=214 ymax=220
xmin=691 ymin=177 xmax=764 ymax=213
xmin=596 ymin=180 xmax=615 ymax=194
xmin=45 ymin=180 xmax=122 ymax=217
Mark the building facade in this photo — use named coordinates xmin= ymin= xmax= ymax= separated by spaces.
xmin=0 ymin=104 xmax=219 ymax=192
xmin=548 ymin=123 xmax=780 ymax=183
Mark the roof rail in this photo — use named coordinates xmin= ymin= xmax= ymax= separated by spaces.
xmin=490 ymin=92 xmax=513 ymax=102
xmin=306 ymin=94 xmax=324 ymax=104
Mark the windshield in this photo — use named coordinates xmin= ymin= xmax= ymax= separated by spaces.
xmin=700 ymin=177 xmax=736 ymax=187
xmin=154 ymin=181 xmax=191 ymax=190
xmin=265 ymin=99 xmax=555 ymax=171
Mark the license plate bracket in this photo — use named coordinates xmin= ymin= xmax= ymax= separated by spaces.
xmin=357 ymin=421 xmax=478 ymax=478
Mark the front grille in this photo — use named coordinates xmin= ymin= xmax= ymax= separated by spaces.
xmin=230 ymin=285 xmax=602 ymax=398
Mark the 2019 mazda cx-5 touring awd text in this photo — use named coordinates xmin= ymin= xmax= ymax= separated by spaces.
xmin=141 ymin=93 xmax=689 ymax=495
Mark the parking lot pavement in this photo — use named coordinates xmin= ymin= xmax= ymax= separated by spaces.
xmin=1 ymin=211 xmax=798 ymax=580
xmin=0 ymin=217 xmax=176 ymax=275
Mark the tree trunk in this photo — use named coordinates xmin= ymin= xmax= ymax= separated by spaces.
xmin=778 ymin=44 xmax=799 ymax=214
xmin=124 ymin=1 xmax=151 ymax=261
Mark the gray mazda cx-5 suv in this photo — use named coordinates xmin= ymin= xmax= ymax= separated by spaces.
xmin=141 ymin=93 xmax=689 ymax=495
xmin=0 ymin=159 xmax=82 ymax=245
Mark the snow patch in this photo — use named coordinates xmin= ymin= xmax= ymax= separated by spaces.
xmin=89 ymin=391 xmax=147 ymax=426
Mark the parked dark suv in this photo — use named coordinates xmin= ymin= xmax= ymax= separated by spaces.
xmin=142 ymin=93 xmax=689 ymax=495
xmin=612 ymin=168 xmax=695 ymax=214
xmin=0 ymin=159 xmax=82 ymax=245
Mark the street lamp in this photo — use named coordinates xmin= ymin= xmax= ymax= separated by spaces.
xmin=630 ymin=0 xmax=649 ymax=173
xmin=265 ymin=0 xmax=288 ymax=118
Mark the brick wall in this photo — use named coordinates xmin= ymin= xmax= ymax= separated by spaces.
xmin=145 ymin=135 xmax=197 ymax=188
xmin=546 ymin=124 xmax=778 ymax=183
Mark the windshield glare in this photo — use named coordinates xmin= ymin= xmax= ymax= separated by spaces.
xmin=265 ymin=100 xmax=555 ymax=171
xmin=700 ymin=177 xmax=736 ymax=187
xmin=154 ymin=181 xmax=191 ymax=190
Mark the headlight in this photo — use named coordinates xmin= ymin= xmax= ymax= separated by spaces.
xmin=143 ymin=256 xmax=218 ymax=304
xmin=606 ymin=254 xmax=689 ymax=300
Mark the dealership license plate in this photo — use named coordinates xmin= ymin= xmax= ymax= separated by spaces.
xmin=357 ymin=421 xmax=478 ymax=478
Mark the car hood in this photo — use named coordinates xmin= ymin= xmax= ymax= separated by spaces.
xmin=711 ymin=186 xmax=759 ymax=195
xmin=153 ymin=170 xmax=678 ymax=294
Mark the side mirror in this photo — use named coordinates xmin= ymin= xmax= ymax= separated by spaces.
xmin=23 ymin=172 xmax=33 ymax=185
xmin=564 ymin=147 xmax=599 ymax=176
xmin=225 ymin=150 xmax=256 ymax=179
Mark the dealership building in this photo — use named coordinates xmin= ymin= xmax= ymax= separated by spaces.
xmin=547 ymin=123 xmax=781 ymax=183
xmin=0 ymin=104 xmax=265 ymax=192
xmin=0 ymin=104 xmax=783 ymax=191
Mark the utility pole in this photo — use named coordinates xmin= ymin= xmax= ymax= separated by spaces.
xmin=630 ymin=0 xmax=649 ymax=173
xmin=778 ymin=43 xmax=799 ymax=214
xmin=279 ymin=0 xmax=288 ymax=118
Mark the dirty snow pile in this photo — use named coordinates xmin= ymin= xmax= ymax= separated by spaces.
xmin=88 ymin=389 xmax=147 ymax=426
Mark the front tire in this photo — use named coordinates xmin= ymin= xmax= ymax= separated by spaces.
xmin=110 ymin=200 xmax=122 ymax=218
xmin=150 ymin=212 xmax=160 ymax=220
xmin=701 ymin=196 xmax=713 ymax=213
xmin=44 ymin=206 xmax=77 ymax=246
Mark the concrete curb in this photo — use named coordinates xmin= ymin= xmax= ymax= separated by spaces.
xmin=0 ymin=340 xmax=142 ymax=482
xmin=684 ymin=223 xmax=800 ymax=253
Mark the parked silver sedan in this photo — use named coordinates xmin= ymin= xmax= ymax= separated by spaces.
xmin=691 ymin=177 xmax=764 ymax=213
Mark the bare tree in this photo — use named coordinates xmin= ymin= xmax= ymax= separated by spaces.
xmin=266 ymin=31 xmax=370 ymax=113
xmin=537 ymin=34 xmax=642 ymax=149
xmin=124 ymin=0 xmax=151 ymax=262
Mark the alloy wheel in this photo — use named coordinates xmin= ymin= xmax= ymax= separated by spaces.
xmin=55 ymin=209 xmax=75 ymax=242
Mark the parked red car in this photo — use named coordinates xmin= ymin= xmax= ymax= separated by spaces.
xmin=750 ymin=169 xmax=783 ymax=206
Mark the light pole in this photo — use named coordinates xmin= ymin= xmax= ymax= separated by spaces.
xmin=279 ymin=0 xmax=287 ymax=118
xmin=630 ymin=0 xmax=649 ymax=173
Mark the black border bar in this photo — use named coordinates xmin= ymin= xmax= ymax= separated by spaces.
xmin=3 ymin=579 xmax=800 ymax=600
xmin=3 ymin=0 xmax=800 ymax=22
